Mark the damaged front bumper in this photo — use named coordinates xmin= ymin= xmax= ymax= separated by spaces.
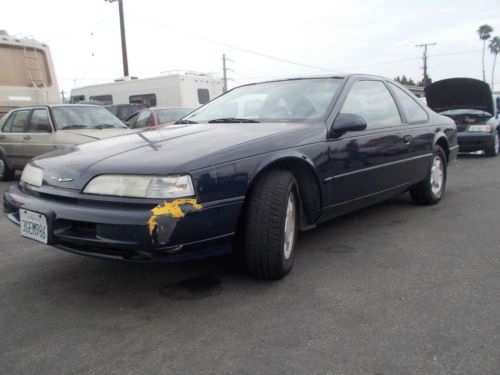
xmin=3 ymin=183 xmax=244 ymax=262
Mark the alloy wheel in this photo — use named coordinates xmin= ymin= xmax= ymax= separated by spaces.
xmin=283 ymin=191 xmax=297 ymax=260
xmin=430 ymin=156 xmax=444 ymax=196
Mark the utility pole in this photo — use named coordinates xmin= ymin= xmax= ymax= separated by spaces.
xmin=106 ymin=0 xmax=129 ymax=77
xmin=222 ymin=54 xmax=232 ymax=93
xmin=415 ymin=42 xmax=436 ymax=88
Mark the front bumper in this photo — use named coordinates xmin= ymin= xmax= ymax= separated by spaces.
xmin=457 ymin=132 xmax=496 ymax=152
xmin=3 ymin=183 xmax=244 ymax=262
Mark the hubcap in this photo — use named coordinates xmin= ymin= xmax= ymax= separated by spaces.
xmin=283 ymin=192 xmax=297 ymax=260
xmin=0 ymin=159 xmax=5 ymax=178
xmin=430 ymin=156 xmax=444 ymax=196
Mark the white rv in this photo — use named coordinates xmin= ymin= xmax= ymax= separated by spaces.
xmin=0 ymin=30 xmax=60 ymax=117
xmin=70 ymin=72 xmax=224 ymax=109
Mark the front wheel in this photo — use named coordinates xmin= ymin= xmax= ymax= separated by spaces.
xmin=484 ymin=131 xmax=499 ymax=157
xmin=244 ymin=170 xmax=299 ymax=279
xmin=410 ymin=145 xmax=447 ymax=205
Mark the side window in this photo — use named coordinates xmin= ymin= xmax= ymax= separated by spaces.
xmin=198 ymin=89 xmax=210 ymax=104
xmin=70 ymin=95 xmax=85 ymax=104
xmin=3 ymin=110 xmax=30 ymax=133
xmin=27 ymin=109 xmax=51 ymax=133
xmin=134 ymin=111 xmax=153 ymax=128
xmin=125 ymin=113 xmax=139 ymax=127
xmin=89 ymin=95 xmax=113 ymax=105
xmin=388 ymin=83 xmax=428 ymax=123
xmin=341 ymin=81 xmax=401 ymax=128
xmin=129 ymin=94 xmax=156 ymax=107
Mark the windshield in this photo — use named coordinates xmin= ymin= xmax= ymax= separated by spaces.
xmin=52 ymin=106 xmax=127 ymax=130
xmin=183 ymin=78 xmax=343 ymax=124
xmin=439 ymin=109 xmax=492 ymax=116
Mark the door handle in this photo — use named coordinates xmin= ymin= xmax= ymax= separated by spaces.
xmin=24 ymin=135 xmax=31 ymax=140
xmin=0 ymin=134 xmax=5 ymax=139
xmin=403 ymin=135 xmax=413 ymax=144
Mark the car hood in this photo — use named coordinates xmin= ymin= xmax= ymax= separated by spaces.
xmin=32 ymin=122 xmax=323 ymax=190
xmin=59 ymin=128 xmax=137 ymax=140
xmin=425 ymin=78 xmax=494 ymax=115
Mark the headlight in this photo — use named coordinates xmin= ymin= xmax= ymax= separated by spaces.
xmin=468 ymin=125 xmax=492 ymax=132
xmin=83 ymin=174 xmax=195 ymax=199
xmin=21 ymin=163 xmax=43 ymax=187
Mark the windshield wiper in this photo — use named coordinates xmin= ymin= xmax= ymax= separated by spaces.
xmin=60 ymin=124 xmax=91 ymax=129
xmin=208 ymin=118 xmax=260 ymax=123
xmin=175 ymin=119 xmax=199 ymax=124
xmin=95 ymin=124 xmax=125 ymax=129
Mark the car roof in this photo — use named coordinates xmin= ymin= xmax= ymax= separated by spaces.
xmin=10 ymin=104 xmax=103 ymax=111
xmin=234 ymin=73 xmax=390 ymax=88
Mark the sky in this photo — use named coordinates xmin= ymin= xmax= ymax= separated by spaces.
xmin=1 ymin=0 xmax=500 ymax=94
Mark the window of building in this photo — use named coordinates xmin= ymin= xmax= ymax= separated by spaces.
xmin=129 ymin=94 xmax=156 ymax=107
xmin=197 ymin=89 xmax=210 ymax=104
xmin=89 ymin=95 xmax=113 ymax=105
xmin=388 ymin=83 xmax=429 ymax=123
xmin=70 ymin=95 xmax=85 ymax=104
xmin=341 ymin=80 xmax=401 ymax=128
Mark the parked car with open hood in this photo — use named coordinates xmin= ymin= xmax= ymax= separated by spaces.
xmin=425 ymin=78 xmax=499 ymax=156
xmin=0 ymin=104 xmax=134 ymax=180
xmin=4 ymin=75 xmax=457 ymax=279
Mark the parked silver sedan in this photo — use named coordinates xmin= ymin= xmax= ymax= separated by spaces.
xmin=0 ymin=105 xmax=135 ymax=180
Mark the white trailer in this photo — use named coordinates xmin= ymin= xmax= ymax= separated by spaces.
xmin=70 ymin=72 xmax=224 ymax=108
xmin=0 ymin=30 xmax=60 ymax=117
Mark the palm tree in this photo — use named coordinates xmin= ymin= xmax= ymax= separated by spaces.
xmin=490 ymin=36 xmax=500 ymax=91
xmin=478 ymin=24 xmax=494 ymax=81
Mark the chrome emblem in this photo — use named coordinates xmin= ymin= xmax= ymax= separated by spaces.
xmin=51 ymin=176 xmax=74 ymax=182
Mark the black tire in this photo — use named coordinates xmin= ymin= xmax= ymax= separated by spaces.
xmin=244 ymin=170 xmax=299 ymax=280
xmin=0 ymin=155 xmax=15 ymax=181
xmin=484 ymin=131 xmax=499 ymax=157
xmin=410 ymin=145 xmax=447 ymax=205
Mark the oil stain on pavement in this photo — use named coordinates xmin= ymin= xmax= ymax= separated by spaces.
xmin=159 ymin=275 xmax=222 ymax=300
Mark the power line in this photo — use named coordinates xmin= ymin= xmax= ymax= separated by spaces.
xmin=131 ymin=15 xmax=338 ymax=73
xmin=43 ymin=17 xmax=113 ymax=43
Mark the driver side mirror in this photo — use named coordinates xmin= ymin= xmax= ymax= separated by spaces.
xmin=329 ymin=113 xmax=367 ymax=138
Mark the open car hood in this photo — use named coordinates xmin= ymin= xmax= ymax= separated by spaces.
xmin=425 ymin=78 xmax=494 ymax=115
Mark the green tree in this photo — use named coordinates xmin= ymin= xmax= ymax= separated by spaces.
xmin=489 ymin=36 xmax=500 ymax=91
xmin=478 ymin=24 xmax=494 ymax=81
xmin=394 ymin=75 xmax=416 ymax=86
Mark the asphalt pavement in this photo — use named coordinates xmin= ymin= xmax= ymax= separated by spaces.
xmin=1 ymin=155 xmax=499 ymax=375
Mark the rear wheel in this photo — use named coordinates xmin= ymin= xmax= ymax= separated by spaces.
xmin=0 ymin=155 xmax=15 ymax=181
xmin=484 ymin=131 xmax=499 ymax=157
xmin=244 ymin=170 xmax=299 ymax=279
xmin=410 ymin=145 xmax=447 ymax=205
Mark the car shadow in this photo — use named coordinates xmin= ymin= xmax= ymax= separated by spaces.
xmin=15 ymin=192 xmax=420 ymax=309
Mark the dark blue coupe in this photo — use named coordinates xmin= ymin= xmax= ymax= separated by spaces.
xmin=3 ymin=75 xmax=458 ymax=279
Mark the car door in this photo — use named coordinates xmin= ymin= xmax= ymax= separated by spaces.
xmin=23 ymin=108 xmax=56 ymax=160
xmin=0 ymin=109 xmax=31 ymax=169
xmin=326 ymin=79 xmax=410 ymax=206
xmin=386 ymin=82 xmax=434 ymax=182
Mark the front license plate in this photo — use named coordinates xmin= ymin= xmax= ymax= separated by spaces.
xmin=20 ymin=209 xmax=48 ymax=244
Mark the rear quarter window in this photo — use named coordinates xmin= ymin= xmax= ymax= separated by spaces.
xmin=2 ymin=110 xmax=30 ymax=132
xmin=389 ymin=83 xmax=429 ymax=123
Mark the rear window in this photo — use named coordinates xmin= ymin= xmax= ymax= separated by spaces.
xmin=158 ymin=108 xmax=193 ymax=123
